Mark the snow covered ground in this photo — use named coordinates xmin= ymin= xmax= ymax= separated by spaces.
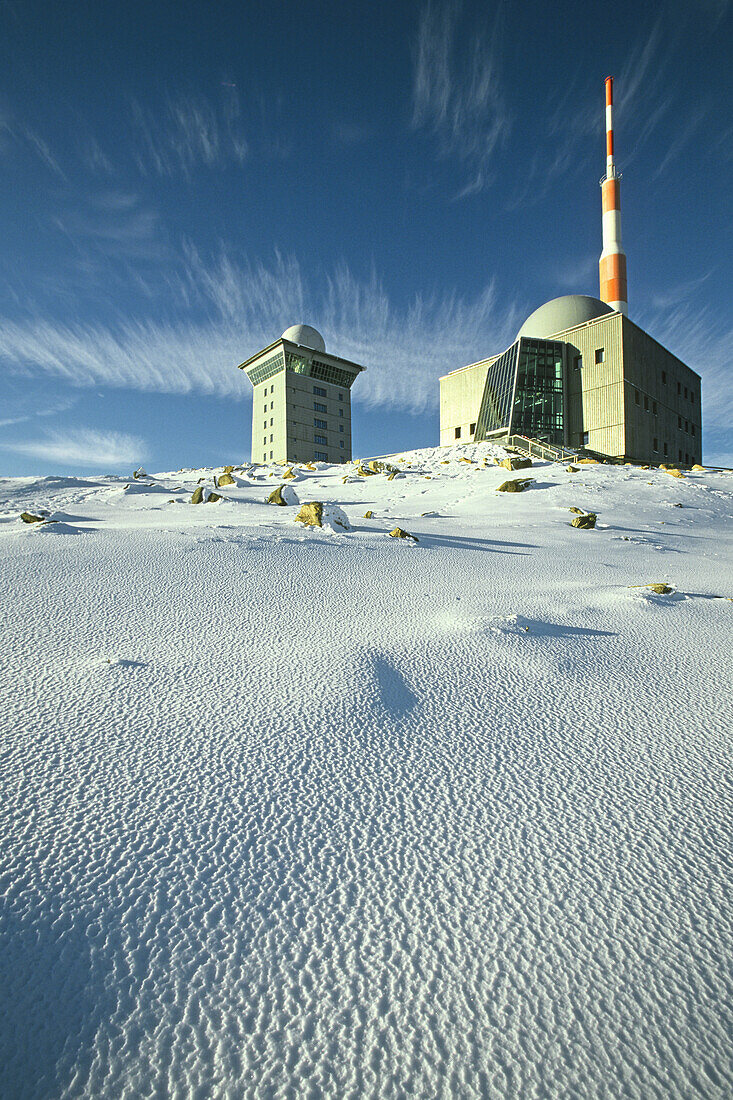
xmin=1 ymin=442 xmax=731 ymax=1099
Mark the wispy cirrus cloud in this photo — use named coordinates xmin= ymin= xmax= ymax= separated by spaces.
xmin=411 ymin=1 xmax=510 ymax=197
xmin=2 ymin=428 xmax=146 ymax=468
xmin=0 ymin=105 xmax=66 ymax=180
xmin=131 ymin=89 xmax=247 ymax=176
xmin=0 ymin=249 xmax=520 ymax=413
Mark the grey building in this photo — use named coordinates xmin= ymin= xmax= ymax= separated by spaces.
xmin=439 ymin=295 xmax=702 ymax=466
xmin=238 ymin=324 xmax=365 ymax=465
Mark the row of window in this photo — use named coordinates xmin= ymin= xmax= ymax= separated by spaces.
xmin=652 ymin=439 xmax=697 ymax=464
xmin=633 ymin=389 xmax=697 ymax=435
xmin=454 ymin=424 xmax=477 ymax=440
xmin=661 ymin=371 xmax=696 ymax=403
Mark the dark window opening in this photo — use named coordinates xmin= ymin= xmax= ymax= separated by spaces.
xmin=678 ymin=416 xmax=682 ymax=428
xmin=635 ymin=390 xmax=640 ymax=405
xmin=664 ymin=443 xmax=668 ymax=457
xmin=470 ymin=422 xmax=476 ymax=434
xmin=574 ymin=355 xmax=582 ymax=370
xmin=644 ymin=395 xmax=649 ymax=411
xmin=678 ymin=382 xmax=681 ymax=395
xmin=595 ymin=348 xmax=604 ymax=363
xmin=313 ymin=385 xmax=327 ymax=397
xmin=662 ymin=371 xmax=666 ymax=384
xmin=653 ymin=401 xmax=657 ymax=415
xmin=583 ymin=431 xmax=589 ymax=445
xmin=692 ymin=424 xmax=696 ymax=436
xmin=653 ymin=438 xmax=658 ymax=451
xmin=684 ymin=387 xmax=688 ymax=399
xmin=679 ymin=450 xmax=683 ymax=462
xmin=455 ymin=427 xmax=461 ymax=440
xmin=685 ymin=453 xmax=689 ymax=464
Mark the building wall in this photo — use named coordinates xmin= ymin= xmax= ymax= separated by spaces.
xmin=620 ymin=317 xmax=702 ymax=465
xmin=284 ymin=372 xmax=351 ymax=464
xmin=439 ymin=357 xmax=497 ymax=446
xmin=251 ymin=371 xmax=287 ymax=464
xmin=563 ymin=313 xmax=625 ymax=456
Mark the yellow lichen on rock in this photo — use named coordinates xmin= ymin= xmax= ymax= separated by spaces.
xmin=501 ymin=456 xmax=532 ymax=471
xmin=364 ymin=510 xmax=374 ymax=519
xmin=20 ymin=512 xmax=46 ymax=524
xmin=496 ymin=478 xmax=533 ymax=493
xmin=295 ymin=502 xmax=324 ymax=528
xmin=459 ymin=457 xmax=473 ymax=464
xmin=282 ymin=467 xmax=297 ymax=480
xmin=267 ymin=485 xmax=289 ymax=506
xmin=190 ymin=486 xmax=204 ymax=504
xmin=578 ymin=458 xmax=598 ymax=465
xmin=566 ymin=465 xmax=579 ymax=473
xmin=571 ymin=512 xmax=597 ymax=529
xmin=217 ymin=472 xmax=236 ymax=486
xmin=691 ymin=464 xmax=705 ymax=471
xmin=569 ymin=507 xmax=585 ymax=514
xmin=666 ymin=469 xmax=685 ymax=479
xmin=206 ymin=492 xmax=222 ymax=503
xmin=388 ymin=527 xmax=418 ymax=541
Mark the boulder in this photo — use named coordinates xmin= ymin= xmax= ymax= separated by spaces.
xmin=496 ymin=478 xmax=533 ymax=493
xmin=649 ymin=583 xmax=673 ymax=594
xmin=364 ymin=510 xmax=374 ymax=519
xmin=571 ymin=512 xmax=597 ymax=529
xmin=569 ymin=507 xmax=585 ymax=514
xmin=223 ymin=465 xmax=235 ymax=474
xmin=132 ymin=467 xmax=147 ymax=480
xmin=206 ymin=492 xmax=222 ymax=503
xmin=218 ymin=472 xmax=236 ymax=486
xmin=666 ymin=468 xmax=685 ymax=479
xmin=501 ymin=456 xmax=532 ymax=471
xmin=190 ymin=486 xmax=205 ymax=504
xmin=282 ymin=467 xmax=297 ymax=480
xmin=577 ymin=458 xmax=598 ymax=465
xmin=389 ymin=527 xmax=418 ymax=541
xmin=566 ymin=465 xmax=579 ymax=473
xmin=691 ymin=464 xmax=705 ymax=472
xmin=20 ymin=512 xmax=46 ymax=524
xmin=296 ymin=502 xmax=350 ymax=531
xmin=267 ymin=484 xmax=298 ymax=506
xmin=355 ymin=463 xmax=376 ymax=477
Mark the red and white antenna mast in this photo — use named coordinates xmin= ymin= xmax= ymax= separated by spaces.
xmin=599 ymin=76 xmax=628 ymax=315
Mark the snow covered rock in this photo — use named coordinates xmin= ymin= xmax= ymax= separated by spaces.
xmin=217 ymin=472 xmax=236 ymax=486
xmin=501 ymin=456 xmax=532 ymax=471
xmin=295 ymin=502 xmax=350 ymax=531
xmin=267 ymin=484 xmax=299 ymax=506
xmin=20 ymin=512 xmax=47 ymax=524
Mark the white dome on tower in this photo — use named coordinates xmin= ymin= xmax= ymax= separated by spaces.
xmin=281 ymin=324 xmax=326 ymax=353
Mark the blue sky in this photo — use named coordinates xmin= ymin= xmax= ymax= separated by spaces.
xmin=1 ymin=0 xmax=731 ymax=474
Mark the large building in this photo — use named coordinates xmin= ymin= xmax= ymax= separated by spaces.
xmin=440 ymin=77 xmax=702 ymax=466
xmin=238 ymin=324 xmax=365 ymax=465
xmin=440 ymin=295 xmax=702 ymax=465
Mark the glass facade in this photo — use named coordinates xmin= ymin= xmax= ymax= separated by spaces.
xmin=247 ymin=350 xmax=285 ymax=386
xmin=285 ymin=352 xmax=357 ymax=389
xmin=512 ymin=339 xmax=564 ymax=444
xmin=474 ymin=338 xmax=565 ymax=446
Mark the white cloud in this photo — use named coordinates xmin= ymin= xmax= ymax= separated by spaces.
xmin=2 ymin=428 xmax=146 ymax=468
xmin=131 ymin=91 xmax=248 ymax=176
xmin=0 ymin=250 xmax=519 ymax=413
xmin=411 ymin=2 xmax=510 ymax=196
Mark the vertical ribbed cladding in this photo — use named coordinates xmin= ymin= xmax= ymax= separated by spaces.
xmin=599 ymin=76 xmax=628 ymax=315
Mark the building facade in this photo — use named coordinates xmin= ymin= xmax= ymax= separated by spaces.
xmin=238 ymin=324 xmax=365 ymax=465
xmin=440 ymin=295 xmax=702 ymax=466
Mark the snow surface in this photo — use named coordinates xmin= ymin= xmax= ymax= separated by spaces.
xmin=1 ymin=442 xmax=732 ymax=1099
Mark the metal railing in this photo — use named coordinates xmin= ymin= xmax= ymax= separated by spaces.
xmin=506 ymin=435 xmax=579 ymax=463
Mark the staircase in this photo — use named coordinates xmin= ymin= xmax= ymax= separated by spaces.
xmin=505 ymin=435 xmax=579 ymax=463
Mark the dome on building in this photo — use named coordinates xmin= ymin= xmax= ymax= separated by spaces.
xmin=516 ymin=295 xmax=613 ymax=341
xmin=281 ymin=324 xmax=326 ymax=353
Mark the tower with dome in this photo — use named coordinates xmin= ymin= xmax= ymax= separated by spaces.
xmin=238 ymin=324 xmax=365 ymax=465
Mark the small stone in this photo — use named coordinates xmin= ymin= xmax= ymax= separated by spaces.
xmin=282 ymin=467 xmax=297 ymax=480
xmin=667 ymin=469 xmax=685 ymax=479
xmin=206 ymin=492 xmax=222 ymax=503
xmin=387 ymin=471 xmax=397 ymax=481
xmin=649 ymin=583 xmax=673 ymax=594
xmin=389 ymin=527 xmax=418 ymax=541
xmin=496 ymin=479 xmax=533 ymax=493
xmin=569 ymin=507 xmax=585 ymax=514
xmin=459 ymin=457 xmax=473 ymax=464
xmin=501 ymin=456 xmax=532 ymax=471
xmin=566 ymin=465 xmax=579 ymax=473
xmin=691 ymin=464 xmax=705 ymax=472
xmin=578 ymin=458 xmax=599 ymax=465
xmin=571 ymin=512 xmax=597 ymax=529
xmin=133 ymin=467 xmax=147 ymax=480
xmin=20 ymin=512 xmax=46 ymax=524
xmin=364 ymin=510 xmax=374 ymax=519
xmin=223 ymin=465 xmax=235 ymax=474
